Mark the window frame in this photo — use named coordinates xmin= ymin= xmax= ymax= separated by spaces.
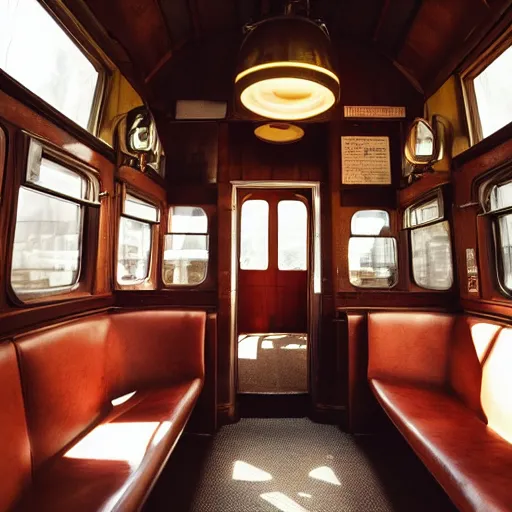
xmin=0 ymin=0 xmax=110 ymax=136
xmin=8 ymin=136 xmax=101 ymax=304
xmin=163 ymin=206 xmax=210 ymax=288
xmin=461 ymin=28 xmax=512 ymax=146
xmin=404 ymin=189 xmax=454 ymax=291
xmin=116 ymin=187 xmax=160 ymax=288
xmin=348 ymin=209 xmax=399 ymax=289
xmin=0 ymin=125 xmax=6 ymax=201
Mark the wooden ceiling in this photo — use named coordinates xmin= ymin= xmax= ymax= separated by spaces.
xmin=71 ymin=0 xmax=512 ymax=109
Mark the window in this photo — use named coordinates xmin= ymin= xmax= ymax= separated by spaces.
xmin=278 ymin=200 xmax=307 ymax=270
xmin=11 ymin=139 xmax=99 ymax=298
xmin=240 ymin=200 xmax=269 ymax=270
xmin=485 ymin=179 xmax=512 ymax=293
xmin=348 ymin=210 xmax=397 ymax=288
xmin=405 ymin=192 xmax=453 ymax=290
xmin=117 ymin=193 xmax=159 ymax=285
xmin=0 ymin=0 xmax=102 ymax=130
xmin=464 ymin=35 xmax=512 ymax=141
xmin=163 ymin=207 xmax=208 ymax=286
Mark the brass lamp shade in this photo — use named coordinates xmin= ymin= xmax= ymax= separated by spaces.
xmin=235 ymin=16 xmax=340 ymax=120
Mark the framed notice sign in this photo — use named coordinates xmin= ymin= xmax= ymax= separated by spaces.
xmin=341 ymin=136 xmax=391 ymax=185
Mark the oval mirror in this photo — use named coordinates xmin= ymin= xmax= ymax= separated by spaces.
xmin=404 ymin=118 xmax=436 ymax=166
xmin=126 ymin=107 xmax=155 ymax=153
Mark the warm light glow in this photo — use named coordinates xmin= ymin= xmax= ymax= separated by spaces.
xmin=232 ymin=461 xmax=273 ymax=481
xmin=260 ymin=492 xmax=310 ymax=512
xmin=111 ymin=391 xmax=137 ymax=407
xmin=235 ymin=62 xmax=339 ymax=84
xmin=65 ymin=422 xmax=160 ymax=467
xmin=261 ymin=339 xmax=274 ymax=349
xmin=152 ymin=421 xmax=172 ymax=445
xmin=308 ymin=466 xmax=341 ymax=485
xmin=281 ymin=344 xmax=307 ymax=350
xmin=241 ymin=76 xmax=336 ymax=120
xmin=238 ymin=336 xmax=260 ymax=360
xmin=471 ymin=323 xmax=501 ymax=362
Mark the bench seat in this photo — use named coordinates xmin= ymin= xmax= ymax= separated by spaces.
xmin=368 ymin=312 xmax=512 ymax=512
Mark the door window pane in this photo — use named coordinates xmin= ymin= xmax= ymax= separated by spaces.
xmin=407 ymin=196 xmax=442 ymax=227
xmin=0 ymin=0 xmax=100 ymax=129
xmin=117 ymin=217 xmax=151 ymax=284
xmin=473 ymin=44 xmax=512 ymax=139
xmin=124 ymin=194 xmax=159 ymax=222
xmin=411 ymin=221 xmax=453 ymax=290
xmin=12 ymin=187 xmax=81 ymax=294
xmin=169 ymin=207 xmax=207 ymax=233
xmin=278 ymin=200 xmax=307 ymax=270
xmin=490 ymin=181 xmax=512 ymax=211
xmin=163 ymin=234 xmax=208 ymax=285
xmin=348 ymin=237 xmax=397 ymax=288
xmin=351 ymin=210 xmax=390 ymax=236
xmin=497 ymin=213 xmax=512 ymax=292
xmin=29 ymin=158 xmax=85 ymax=200
xmin=240 ymin=200 xmax=269 ymax=270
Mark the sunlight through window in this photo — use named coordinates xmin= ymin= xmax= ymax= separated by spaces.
xmin=298 ymin=493 xmax=312 ymax=498
xmin=238 ymin=336 xmax=259 ymax=360
xmin=232 ymin=461 xmax=272 ymax=482
xmin=65 ymin=422 xmax=160 ymax=468
xmin=281 ymin=344 xmax=307 ymax=350
xmin=261 ymin=340 xmax=274 ymax=349
xmin=111 ymin=391 xmax=137 ymax=407
xmin=471 ymin=323 xmax=501 ymax=362
xmin=260 ymin=492 xmax=309 ymax=512
xmin=308 ymin=466 xmax=341 ymax=486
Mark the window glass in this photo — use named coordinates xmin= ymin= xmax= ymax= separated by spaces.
xmin=12 ymin=187 xmax=81 ymax=294
xmin=490 ymin=181 xmax=512 ymax=211
xmin=351 ymin=210 xmax=390 ymax=236
xmin=348 ymin=237 xmax=397 ymax=288
xmin=407 ymin=196 xmax=441 ymax=227
xmin=0 ymin=0 xmax=99 ymax=129
xmin=497 ymin=213 xmax=512 ymax=291
xmin=411 ymin=221 xmax=453 ymax=290
xmin=124 ymin=194 xmax=159 ymax=223
xmin=117 ymin=217 xmax=151 ymax=284
xmin=473 ymin=44 xmax=512 ymax=139
xmin=163 ymin=234 xmax=208 ymax=285
xmin=169 ymin=207 xmax=207 ymax=233
xmin=240 ymin=200 xmax=269 ymax=270
xmin=278 ymin=200 xmax=307 ymax=270
xmin=28 ymin=157 xmax=85 ymax=200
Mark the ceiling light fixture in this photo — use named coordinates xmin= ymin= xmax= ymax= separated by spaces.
xmin=235 ymin=4 xmax=339 ymax=121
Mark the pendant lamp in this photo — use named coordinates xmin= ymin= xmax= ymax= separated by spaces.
xmin=235 ymin=15 xmax=339 ymax=120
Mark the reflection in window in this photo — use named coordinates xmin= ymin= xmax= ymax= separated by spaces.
xmin=473 ymin=44 xmax=512 ymax=139
xmin=117 ymin=217 xmax=151 ymax=284
xmin=349 ymin=210 xmax=397 ymax=288
xmin=12 ymin=188 xmax=81 ymax=293
xmin=349 ymin=238 xmax=397 ymax=288
xmin=240 ymin=200 xmax=269 ymax=270
xmin=163 ymin=207 xmax=208 ymax=286
xmin=278 ymin=201 xmax=307 ymax=270
xmin=411 ymin=221 xmax=453 ymax=290
xmin=0 ymin=0 xmax=100 ymax=129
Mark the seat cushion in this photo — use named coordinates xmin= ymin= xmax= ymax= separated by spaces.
xmin=0 ymin=342 xmax=31 ymax=511
xmin=371 ymin=379 xmax=512 ymax=512
xmin=15 ymin=379 xmax=203 ymax=512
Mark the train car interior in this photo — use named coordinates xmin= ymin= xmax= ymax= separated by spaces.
xmin=1 ymin=0 xmax=512 ymax=510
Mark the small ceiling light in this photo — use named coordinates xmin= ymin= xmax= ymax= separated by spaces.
xmin=254 ymin=123 xmax=305 ymax=144
xmin=235 ymin=14 xmax=339 ymax=121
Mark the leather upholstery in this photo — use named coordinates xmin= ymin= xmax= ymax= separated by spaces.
xmin=2 ymin=309 xmax=206 ymax=512
xmin=15 ymin=317 xmax=111 ymax=468
xmin=368 ymin=312 xmax=512 ymax=512
xmin=15 ymin=380 xmax=202 ymax=512
xmin=371 ymin=380 xmax=512 ymax=512
xmin=0 ymin=342 xmax=31 ymax=511
xmin=368 ymin=312 xmax=455 ymax=386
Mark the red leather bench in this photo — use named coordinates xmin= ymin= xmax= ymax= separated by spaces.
xmin=0 ymin=309 xmax=205 ymax=512
xmin=368 ymin=312 xmax=512 ymax=512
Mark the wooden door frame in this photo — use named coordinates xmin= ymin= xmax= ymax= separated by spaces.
xmin=230 ymin=181 xmax=322 ymax=407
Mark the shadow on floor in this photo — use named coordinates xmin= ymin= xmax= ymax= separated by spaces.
xmin=144 ymin=419 xmax=457 ymax=512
